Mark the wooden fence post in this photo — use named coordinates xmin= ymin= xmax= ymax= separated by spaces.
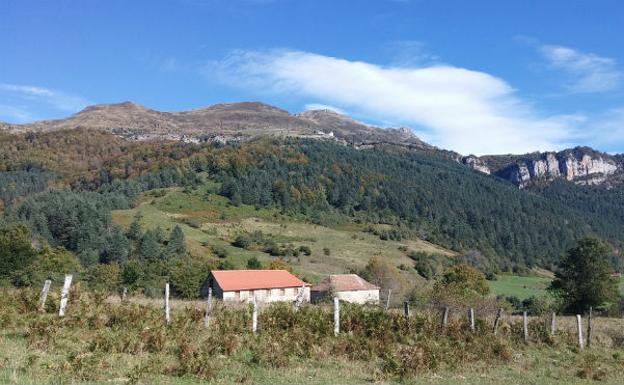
xmin=164 ymin=283 xmax=171 ymax=326
xmin=550 ymin=312 xmax=556 ymax=336
xmin=493 ymin=308 xmax=502 ymax=335
xmin=58 ymin=274 xmax=72 ymax=317
xmin=587 ymin=307 xmax=593 ymax=348
xmin=523 ymin=311 xmax=529 ymax=342
xmin=39 ymin=280 xmax=51 ymax=312
xmin=576 ymin=314 xmax=583 ymax=350
xmin=252 ymin=299 xmax=258 ymax=334
xmin=442 ymin=306 xmax=449 ymax=327
xmin=385 ymin=289 xmax=392 ymax=311
xmin=334 ymin=297 xmax=340 ymax=336
xmin=468 ymin=308 xmax=475 ymax=332
xmin=403 ymin=301 xmax=410 ymax=318
xmin=204 ymin=287 xmax=213 ymax=328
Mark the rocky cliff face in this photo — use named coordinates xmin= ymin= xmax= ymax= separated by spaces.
xmin=482 ymin=148 xmax=622 ymax=188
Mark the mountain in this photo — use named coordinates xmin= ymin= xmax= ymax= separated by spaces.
xmin=1 ymin=101 xmax=428 ymax=148
xmin=2 ymin=100 xmax=623 ymax=189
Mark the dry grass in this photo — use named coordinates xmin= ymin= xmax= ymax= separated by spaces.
xmin=3 ymin=288 xmax=621 ymax=384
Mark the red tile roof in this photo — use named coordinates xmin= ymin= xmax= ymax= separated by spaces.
xmin=311 ymin=274 xmax=379 ymax=292
xmin=211 ymin=270 xmax=308 ymax=291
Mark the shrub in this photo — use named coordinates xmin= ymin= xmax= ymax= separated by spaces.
xmin=212 ymin=245 xmax=228 ymax=258
xmin=247 ymin=257 xmax=262 ymax=269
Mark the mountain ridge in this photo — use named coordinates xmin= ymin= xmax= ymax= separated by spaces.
xmin=2 ymin=100 xmax=622 ymax=188
xmin=1 ymin=100 xmax=429 ymax=149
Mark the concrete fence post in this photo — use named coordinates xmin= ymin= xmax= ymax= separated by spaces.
xmin=58 ymin=275 xmax=72 ymax=317
xmin=39 ymin=280 xmax=51 ymax=312
xmin=523 ymin=311 xmax=529 ymax=342
xmin=442 ymin=306 xmax=449 ymax=327
xmin=385 ymin=289 xmax=392 ymax=311
xmin=550 ymin=312 xmax=556 ymax=336
xmin=164 ymin=283 xmax=171 ymax=326
xmin=204 ymin=287 xmax=213 ymax=328
xmin=252 ymin=299 xmax=258 ymax=334
xmin=576 ymin=314 xmax=584 ymax=350
xmin=468 ymin=308 xmax=475 ymax=332
xmin=334 ymin=297 xmax=340 ymax=336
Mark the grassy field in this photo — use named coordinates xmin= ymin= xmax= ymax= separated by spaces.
xmin=490 ymin=273 xmax=624 ymax=300
xmin=112 ymin=184 xmax=454 ymax=283
xmin=489 ymin=274 xmax=552 ymax=300
xmin=2 ymin=290 xmax=624 ymax=385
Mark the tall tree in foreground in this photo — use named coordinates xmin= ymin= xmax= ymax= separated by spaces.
xmin=549 ymin=237 xmax=619 ymax=314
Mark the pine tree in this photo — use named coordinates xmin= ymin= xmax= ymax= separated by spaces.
xmin=167 ymin=225 xmax=186 ymax=257
xmin=138 ymin=230 xmax=162 ymax=261
xmin=100 ymin=226 xmax=130 ymax=264
xmin=126 ymin=219 xmax=142 ymax=241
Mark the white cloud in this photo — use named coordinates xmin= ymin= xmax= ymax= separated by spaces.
xmin=205 ymin=49 xmax=581 ymax=155
xmin=540 ymin=45 xmax=622 ymax=93
xmin=303 ymin=103 xmax=346 ymax=114
xmin=0 ymin=83 xmax=89 ymax=116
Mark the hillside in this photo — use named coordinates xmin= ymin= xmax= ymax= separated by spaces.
xmin=111 ymin=184 xmax=453 ymax=283
xmin=1 ymin=126 xmax=623 ymax=276
xmin=1 ymin=101 xmax=428 ymax=148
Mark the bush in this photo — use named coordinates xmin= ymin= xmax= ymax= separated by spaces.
xmin=85 ymin=263 xmax=121 ymax=292
xmin=170 ymin=257 xmax=211 ymax=298
xmin=247 ymin=257 xmax=262 ymax=269
xmin=232 ymin=234 xmax=252 ymax=249
xmin=212 ymin=246 xmax=229 ymax=259
xmin=298 ymin=245 xmax=312 ymax=256
xmin=11 ymin=247 xmax=83 ymax=287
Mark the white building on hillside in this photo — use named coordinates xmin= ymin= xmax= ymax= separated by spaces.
xmin=208 ymin=269 xmax=310 ymax=303
xmin=310 ymin=274 xmax=379 ymax=304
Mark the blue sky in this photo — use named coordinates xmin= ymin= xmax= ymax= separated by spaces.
xmin=1 ymin=0 xmax=623 ymax=154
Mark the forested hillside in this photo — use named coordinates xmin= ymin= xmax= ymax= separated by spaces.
xmin=1 ymin=129 xmax=623 ymax=292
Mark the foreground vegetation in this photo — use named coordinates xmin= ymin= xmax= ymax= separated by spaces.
xmin=1 ymin=288 xmax=624 ymax=385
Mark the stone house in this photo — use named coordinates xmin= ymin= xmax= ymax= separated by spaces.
xmin=208 ymin=269 xmax=310 ymax=303
xmin=310 ymin=274 xmax=379 ymax=304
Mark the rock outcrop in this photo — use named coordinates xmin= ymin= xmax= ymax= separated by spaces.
xmin=488 ymin=148 xmax=621 ymax=188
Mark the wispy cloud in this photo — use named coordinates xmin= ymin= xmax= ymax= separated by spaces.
xmin=539 ymin=45 xmax=623 ymax=93
xmin=204 ymin=49 xmax=582 ymax=155
xmin=0 ymin=83 xmax=89 ymax=123
xmin=303 ymin=103 xmax=345 ymax=114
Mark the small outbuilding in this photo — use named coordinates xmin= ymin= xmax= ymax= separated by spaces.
xmin=208 ymin=269 xmax=310 ymax=303
xmin=311 ymin=274 xmax=380 ymax=304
